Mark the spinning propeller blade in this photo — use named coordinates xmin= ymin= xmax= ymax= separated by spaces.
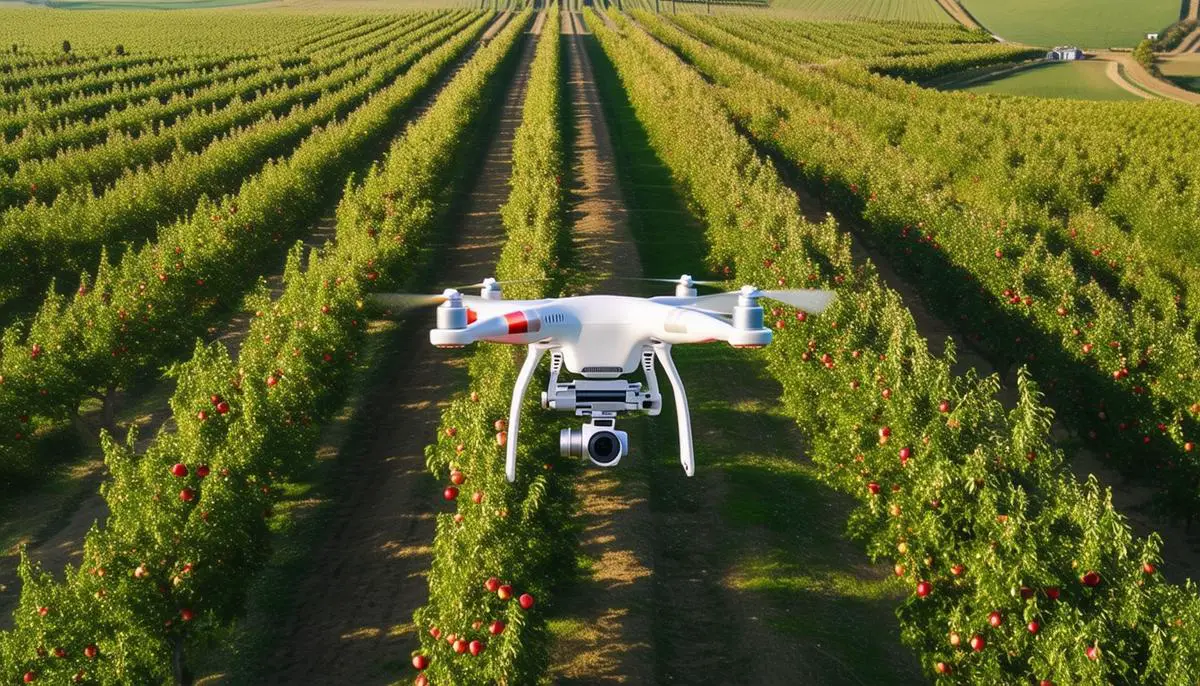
xmin=450 ymin=277 xmax=553 ymax=291
xmin=686 ymin=289 xmax=836 ymax=315
xmin=369 ymin=292 xmax=451 ymax=313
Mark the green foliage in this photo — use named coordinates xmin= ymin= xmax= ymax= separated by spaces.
xmin=643 ymin=11 xmax=1200 ymax=524
xmin=593 ymin=9 xmax=1200 ymax=683
xmin=0 ymin=12 xmax=482 ymax=483
xmin=413 ymin=14 xmax=575 ymax=684
xmin=1133 ymin=39 xmax=1156 ymax=71
xmin=0 ymin=11 xmax=510 ymax=683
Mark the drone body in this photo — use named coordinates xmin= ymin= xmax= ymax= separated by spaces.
xmin=376 ymin=276 xmax=834 ymax=482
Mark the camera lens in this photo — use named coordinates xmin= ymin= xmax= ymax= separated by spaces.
xmin=587 ymin=431 xmax=621 ymax=466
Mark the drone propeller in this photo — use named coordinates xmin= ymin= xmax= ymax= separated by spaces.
xmin=685 ymin=289 xmax=836 ymax=315
xmin=449 ymin=277 xmax=553 ymax=291
xmin=370 ymin=278 xmax=553 ymax=313
xmin=369 ymin=292 xmax=456 ymax=313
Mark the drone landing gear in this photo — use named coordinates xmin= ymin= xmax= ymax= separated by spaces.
xmin=503 ymin=343 xmax=695 ymax=482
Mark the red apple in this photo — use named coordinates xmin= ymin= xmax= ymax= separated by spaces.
xmin=452 ymin=639 xmax=467 ymax=654
xmin=1027 ymin=620 xmax=1040 ymax=634
xmin=494 ymin=419 xmax=507 ymax=432
xmin=518 ymin=593 xmax=535 ymax=610
xmin=429 ymin=626 xmax=441 ymax=639
xmin=84 ymin=644 xmax=98 ymax=659
xmin=489 ymin=620 xmax=506 ymax=635
xmin=867 ymin=482 xmax=881 ymax=495
xmin=472 ymin=491 xmax=484 ymax=504
xmin=450 ymin=470 xmax=465 ymax=485
xmin=1086 ymin=644 xmax=1099 ymax=661
xmin=216 ymin=401 xmax=230 ymax=414
xmin=988 ymin=611 xmax=1002 ymax=628
xmin=170 ymin=463 xmax=188 ymax=478
xmin=1143 ymin=562 xmax=1157 ymax=575
xmin=935 ymin=662 xmax=951 ymax=675
xmin=916 ymin=580 xmax=932 ymax=598
xmin=180 ymin=608 xmax=195 ymax=622
xmin=1081 ymin=571 xmax=1101 ymax=587
xmin=196 ymin=410 xmax=207 ymax=421
xmin=1039 ymin=681 xmax=1053 ymax=686
xmin=412 ymin=654 xmax=429 ymax=670
xmin=496 ymin=431 xmax=507 ymax=446
xmin=179 ymin=488 xmax=196 ymax=503
xmin=445 ymin=427 xmax=457 ymax=438
xmin=949 ymin=631 xmax=961 ymax=647
xmin=415 ymin=675 xmax=429 ymax=686
xmin=899 ymin=446 xmax=912 ymax=464
xmin=485 ymin=577 xmax=501 ymax=593
xmin=469 ymin=640 xmax=484 ymax=656
xmin=53 ymin=648 xmax=66 ymax=658
xmin=938 ymin=401 xmax=950 ymax=413
xmin=498 ymin=585 xmax=513 ymax=600
xmin=443 ymin=487 xmax=459 ymax=501
xmin=23 ymin=672 xmax=35 ymax=683
xmin=37 ymin=606 xmax=49 ymax=617
xmin=1044 ymin=587 xmax=1060 ymax=600
xmin=196 ymin=465 xmax=210 ymax=478
xmin=266 ymin=375 xmax=278 ymax=387
xmin=894 ymin=564 xmax=905 ymax=577
xmin=969 ymin=634 xmax=985 ymax=652
xmin=950 ymin=564 xmax=964 ymax=576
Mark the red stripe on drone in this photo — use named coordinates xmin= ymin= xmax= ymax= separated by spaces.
xmin=466 ymin=308 xmax=478 ymax=325
xmin=504 ymin=311 xmax=529 ymax=334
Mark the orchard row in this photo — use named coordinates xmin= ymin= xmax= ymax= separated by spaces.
xmin=0 ymin=10 xmax=528 ymax=684
xmin=594 ymin=10 xmax=1200 ymax=684
xmin=651 ymin=10 xmax=1200 ymax=531
xmin=0 ymin=12 xmax=482 ymax=481
xmin=415 ymin=14 xmax=573 ymax=683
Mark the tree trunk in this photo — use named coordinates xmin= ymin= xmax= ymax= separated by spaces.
xmin=172 ymin=637 xmax=192 ymax=686
xmin=101 ymin=383 xmax=117 ymax=435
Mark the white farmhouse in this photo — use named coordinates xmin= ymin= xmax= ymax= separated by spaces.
xmin=1147 ymin=33 xmax=1160 ymax=41
xmin=1046 ymin=46 xmax=1084 ymax=61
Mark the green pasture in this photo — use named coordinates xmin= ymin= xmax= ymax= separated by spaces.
xmin=960 ymin=0 xmax=1179 ymax=47
xmin=962 ymin=60 xmax=1141 ymax=101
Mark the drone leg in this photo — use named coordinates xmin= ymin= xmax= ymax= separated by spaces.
xmin=652 ymin=342 xmax=694 ymax=476
xmin=507 ymin=344 xmax=547 ymax=482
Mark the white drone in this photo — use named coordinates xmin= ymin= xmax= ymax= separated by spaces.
xmin=375 ymin=275 xmax=834 ymax=482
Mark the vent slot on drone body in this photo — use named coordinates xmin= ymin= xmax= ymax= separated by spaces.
xmin=583 ymin=366 xmax=623 ymax=373
xmin=544 ymin=313 xmax=565 ymax=324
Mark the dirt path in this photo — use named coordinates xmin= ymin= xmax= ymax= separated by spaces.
xmin=0 ymin=13 xmax=511 ymax=633
xmin=261 ymin=16 xmax=541 ymax=686
xmin=555 ymin=14 xmax=921 ymax=684
xmin=1095 ymin=51 xmax=1200 ymax=103
xmin=1103 ymin=59 xmax=1156 ymax=99
xmin=933 ymin=0 xmax=982 ymax=31
xmin=547 ymin=10 xmax=657 ymax=685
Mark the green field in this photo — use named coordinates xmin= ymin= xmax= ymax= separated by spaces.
xmin=758 ymin=0 xmax=951 ymax=22
xmin=1160 ymin=56 xmax=1200 ymax=92
xmin=962 ymin=60 xmax=1142 ymax=100
xmin=961 ymin=0 xmax=1178 ymax=48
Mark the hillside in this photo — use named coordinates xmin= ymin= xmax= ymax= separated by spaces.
xmin=960 ymin=0 xmax=1178 ymax=47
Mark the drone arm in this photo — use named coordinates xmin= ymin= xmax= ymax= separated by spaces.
xmin=506 ymin=344 xmax=547 ymax=482
xmin=652 ymin=342 xmax=694 ymax=476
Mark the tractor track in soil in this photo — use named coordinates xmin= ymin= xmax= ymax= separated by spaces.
xmin=547 ymin=9 xmax=656 ymax=684
xmin=549 ymin=11 xmax=919 ymax=685
xmin=0 ymin=12 xmax=511 ymax=634
xmin=260 ymin=13 xmax=541 ymax=685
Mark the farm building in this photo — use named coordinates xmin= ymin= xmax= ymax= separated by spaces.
xmin=1046 ymin=46 xmax=1084 ymax=60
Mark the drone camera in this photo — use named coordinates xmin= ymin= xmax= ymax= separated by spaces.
xmin=561 ymin=418 xmax=629 ymax=468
